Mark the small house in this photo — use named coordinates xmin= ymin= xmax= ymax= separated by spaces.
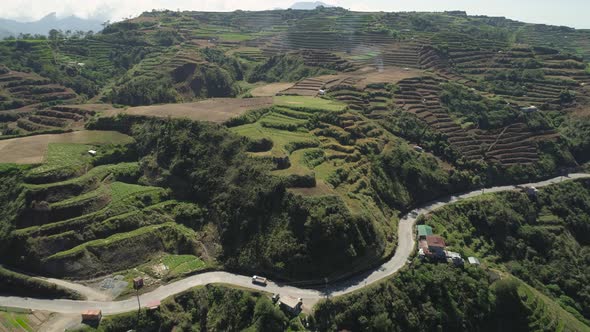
xmin=468 ymin=257 xmax=481 ymax=265
xmin=521 ymin=105 xmax=538 ymax=113
xmin=425 ymin=235 xmax=446 ymax=258
xmin=279 ymin=296 xmax=303 ymax=315
xmin=417 ymin=225 xmax=433 ymax=239
xmin=318 ymin=89 xmax=326 ymax=95
xmin=88 ymin=150 xmax=97 ymax=156
xmin=81 ymin=310 xmax=102 ymax=322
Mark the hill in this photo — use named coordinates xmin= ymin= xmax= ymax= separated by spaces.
xmin=0 ymin=13 xmax=103 ymax=37
xmin=0 ymin=9 xmax=589 ymax=327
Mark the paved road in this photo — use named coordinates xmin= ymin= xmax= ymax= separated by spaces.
xmin=1 ymin=173 xmax=588 ymax=314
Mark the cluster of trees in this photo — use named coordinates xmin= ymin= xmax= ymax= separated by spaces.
xmin=312 ymin=262 xmax=549 ymax=331
xmin=247 ymin=54 xmax=330 ymax=83
xmin=89 ymin=116 xmax=382 ymax=279
xmin=0 ymin=266 xmax=81 ymax=299
xmin=425 ymin=180 xmax=590 ymax=322
xmin=369 ymin=143 xmax=473 ymax=210
xmin=560 ymin=115 xmax=590 ymax=164
xmin=440 ymin=82 xmax=519 ymax=130
xmin=108 ymin=76 xmax=180 ymax=106
xmin=0 ymin=164 xmax=27 ymax=256
xmin=48 ymin=29 xmax=95 ymax=40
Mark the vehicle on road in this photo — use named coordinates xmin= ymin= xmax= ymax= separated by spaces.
xmin=252 ymin=275 xmax=268 ymax=286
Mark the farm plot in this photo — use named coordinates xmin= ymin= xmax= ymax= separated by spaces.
xmin=279 ymin=77 xmax=326 ymax=96
xmin=0 ymin=308 xmax=51 ymax=332
xmin=0 ymin=130 xmax=133 ymax=164
xmin=102 ymin=97 xmax=273 ymax=122
xmin=250 ymin=82 xmax=294 ymax=96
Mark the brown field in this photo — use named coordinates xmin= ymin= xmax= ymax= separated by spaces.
xmin=102 ymin=97 xmax=273 ymax=122
xmin=317 ymin=66 xmax=424 ymax=89
xmin=0 ymin=130 xmax=133 ymax=164
xmin=61 ymin=104 xmax=115 ymax=112
xmin=250 ymin=82 xmax=294 ymax=96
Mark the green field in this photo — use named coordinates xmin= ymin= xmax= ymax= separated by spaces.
xmin=162 ymin=254 xmax=207 ymax=277
xmin=0 ymin=311 xmax=33 ymax=332
xmin=273 ymin=96 xmax=346 ymax=112
xmin=29 ymin=143 xmax=93 ymax=176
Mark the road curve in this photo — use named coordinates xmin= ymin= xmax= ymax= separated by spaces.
xmin=1 ymin=173 xmax=589 ymax=314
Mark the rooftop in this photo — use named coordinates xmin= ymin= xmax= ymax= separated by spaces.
xmin=280 ymin=296 xmax=302 ymax=309
xmin=468 ymin=257 xmax=481 ymax=265
xmin=417 ymin=225 xmax=433 ymax=237
xmin=82 ymin=310 xmax=101 ymax=315
xmin=426 ymin=235 xmax=446 ymax=248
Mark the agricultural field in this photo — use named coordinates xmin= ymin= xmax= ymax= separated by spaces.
xmin=0 ymin=308 xmax=51 ymax=332
xmin=250 ymin=82 xmax=294 ymax=96
xmin=101 ymin=97 xmax=273 ymax=122
xmin=0 ymin=131 xmax=133 ymax=164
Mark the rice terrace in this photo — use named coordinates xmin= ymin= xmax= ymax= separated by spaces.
xmin=1 ymin=2 xmax=590 ymax=331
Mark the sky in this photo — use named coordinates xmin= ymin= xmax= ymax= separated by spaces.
xmin=0 ymin=0 xmax=588 ymax=29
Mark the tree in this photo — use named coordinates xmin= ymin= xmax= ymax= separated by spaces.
xmin=48 ymin=29 xmax=59 ymax=41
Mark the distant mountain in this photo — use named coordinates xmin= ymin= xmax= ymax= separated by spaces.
xmin=0 ymin=12 xmax=104 ymax=37
xmin=289 ymin=2 xmax=335 ymax=10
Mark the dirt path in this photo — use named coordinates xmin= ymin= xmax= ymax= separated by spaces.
xmin=38 ymin=278 xmax=112 ymax=301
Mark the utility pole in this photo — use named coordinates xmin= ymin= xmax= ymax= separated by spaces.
xmin=133 ymin=277 xmax=144 ymax=328
xmin=324 ymin=277 xmax=328 ymax=299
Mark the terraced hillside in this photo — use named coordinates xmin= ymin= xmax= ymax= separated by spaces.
xmin=3 ymin=139 xmax=210 ymax=279
xmin=0 ymin=66 xmax=77 ymax=112
xmin=394 ymin=77 xmax=561 ymax=166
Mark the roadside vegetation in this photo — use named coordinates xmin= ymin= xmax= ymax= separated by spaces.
xmin=0 ymin=266 xmax=82 ymax=299
xmin=73 ymin=284 xmax=303 ymax=332
xmin=422 ymin=179 xmax=590 ymax=323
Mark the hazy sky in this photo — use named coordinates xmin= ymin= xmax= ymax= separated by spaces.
xmin=1 ymin=0 xmax=588 ymax=29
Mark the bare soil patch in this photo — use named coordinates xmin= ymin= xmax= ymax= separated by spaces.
xmin=0 ymin=130 xmax=133 ymax=164
xmin=102 ymin=97 xmax=273 ymax=122
xmin=251 ymin=82 xmax=294 ymax=96
xmin=316 ymin=66 xmax=424 ymax=90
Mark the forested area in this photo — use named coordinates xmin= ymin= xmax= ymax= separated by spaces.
xmin=313 ymin=262 xmax=589 ymax=331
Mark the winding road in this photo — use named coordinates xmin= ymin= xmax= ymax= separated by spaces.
xmin=1 ymin=173 xmax=589 ymax=315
